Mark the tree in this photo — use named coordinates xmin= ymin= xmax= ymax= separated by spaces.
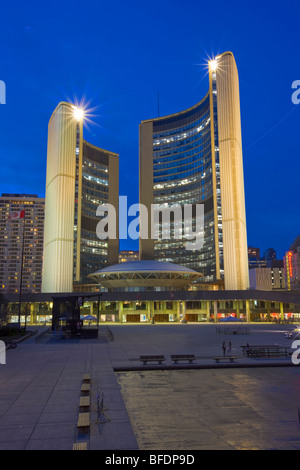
xmin=0 ymin=295 xmax=9 ymax=328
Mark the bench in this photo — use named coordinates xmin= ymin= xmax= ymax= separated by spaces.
xmin=77 ymin=412 xmax=90 ymax=431
xmin=83 ymin=374 xmax=91 ymax=383
xmin=73 ymin=442 xmax=88 ymax=450
xmin=171 ymin=354 xmax=195 ymax=364
xmin=81 ymin=383 xmax=90 ymax=395
xmin=79 ymin=396 xmax=90 ymax=410
xmin=214 ymin=356 xmax=238 ymax=363
xmin=140 ymin=355 xmax=166 ymax=365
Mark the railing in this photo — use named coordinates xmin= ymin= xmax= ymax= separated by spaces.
xmin=216 ymin=325 xmax=250 ymax=335
xmin=241 ymin=345 xmax=290 ymax=358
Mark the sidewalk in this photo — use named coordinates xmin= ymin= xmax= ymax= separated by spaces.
xmin=0 ymin=333 xmax=138 ymax=450
xmin=0 ymin=323 xmax=297 ymax=450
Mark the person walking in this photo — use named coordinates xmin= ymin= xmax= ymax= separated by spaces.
xmin=222 ymin=341 xmax=226 ymax=356
xmin=227 ymin=341 xmax=232 ymax=357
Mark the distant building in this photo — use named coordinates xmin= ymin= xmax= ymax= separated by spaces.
xmin=248 ymin=246 xmax=267 ymax=268
xmin=42 ymin=102 xmax=119 ymax=293
xmin=119 ymin=251 xmax=139 ymax=263
xmin=0 ymin=194 xmax=44 ymax=294
xmin=248 ymin=246 xmax=277 ymax=269
xmin=284 ymin=236 xmax=300 ymax=291
xmin=248 ymin=247 xmax=261 ymax=267
xmin=270 ymin=261 xmax=286 ymax=290
xmin=264 ymin=248 xmax=276 ymax=262
xmin=249 ymin=250 xmax=286 ymax=291
xmin=249 ymin=268 xmax=272 ymax=291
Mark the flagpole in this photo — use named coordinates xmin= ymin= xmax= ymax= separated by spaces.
xmin=18 ymin=211 xmax=25 ymax=330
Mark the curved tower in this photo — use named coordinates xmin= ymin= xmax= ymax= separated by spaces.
xmin=42 ymin=102 xmax=119 ymax=293
xmin=139 ymin=51 xmax=249 ymax=290
xmin=42 ymin=102 xmax=78 ymax=292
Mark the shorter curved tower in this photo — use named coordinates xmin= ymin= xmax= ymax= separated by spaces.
xmin=42 ymin=102 xmax=119 ymax=293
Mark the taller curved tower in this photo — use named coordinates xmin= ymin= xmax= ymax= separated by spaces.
xmin=139 ymin=51 xmax=249 ymax=290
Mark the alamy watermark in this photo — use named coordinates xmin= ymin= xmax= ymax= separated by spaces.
xmin=0 ymin=341 xmax=6 ymax=365
xmin=291 ymin=80 xmax=300 ymax=105
xmin=0 ymin=80 xmax=6 ymax=104
xmin=291 ymin=340 xmax=300 ymax=365
xmin=96 ymin=196 xmax=204 ymax=251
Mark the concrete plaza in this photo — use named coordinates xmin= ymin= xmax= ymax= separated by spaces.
xmin=0 ymin=322 xmax=299 ymax=450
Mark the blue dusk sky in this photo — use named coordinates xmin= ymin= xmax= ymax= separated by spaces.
xmin=0 ymin=0 xmax=299 ymax=258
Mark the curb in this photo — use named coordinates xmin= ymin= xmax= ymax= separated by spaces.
xmin=114 ymin=361 xmax=298 ymax=372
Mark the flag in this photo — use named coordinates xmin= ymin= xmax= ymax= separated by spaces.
xmin=8 ymin=210 xmax=25 ymax=220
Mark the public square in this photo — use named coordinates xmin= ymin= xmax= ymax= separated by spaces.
xmin=0 ymin=323 xmax=300 ymax=450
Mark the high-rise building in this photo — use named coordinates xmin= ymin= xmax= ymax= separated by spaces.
xmin=284 ymin=236 xmax=300 ymax=291
xmin=139 ymin=51 xmax=249 ymax=290
xmin=248 ymin=247 xmax=262 ymax=268
xmin=119 ymin=250 xmax=139 ymax=263
xmin=264 ymin=248 xmax=276 ymax=262
xmin=42 ymin=102 xmax=119 ymax=293
xmin=269 ymin=260 xmax=286 ymax=290
xmin=0 ymin=194 xmax=44 ymax=294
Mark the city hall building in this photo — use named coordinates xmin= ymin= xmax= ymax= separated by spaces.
xmin=2 ymin=259 xmax=300 ymax=326
xmin=139 ymin=51 xmax=249 ymax=291
xmin=3 ymin=53 xmax=299 ymax=329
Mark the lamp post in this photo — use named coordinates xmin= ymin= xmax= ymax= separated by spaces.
xmin=7 ymin=209 xmax=25 ymax=330
xmin=18 ymin=211 xmax=26 ymax=330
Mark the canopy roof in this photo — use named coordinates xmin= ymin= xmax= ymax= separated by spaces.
xmin=88 ymin=260 xmax=201 ymax=289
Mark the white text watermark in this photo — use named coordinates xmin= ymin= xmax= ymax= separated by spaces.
xmin=0 ymin=341 xmax=6 ymax=364
xmin=291 ymin=80 xmax=300 ymax=104
xmin=291 ymin=340 xmax=300 ymax=365
xmin=0 ymin=81 xmax=6 ymax=104
xmin=96 ymin=196 xmax=204 ymax=251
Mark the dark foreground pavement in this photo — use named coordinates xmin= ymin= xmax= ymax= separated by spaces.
xmin=0 ymin=323 xmax=299 ymax=450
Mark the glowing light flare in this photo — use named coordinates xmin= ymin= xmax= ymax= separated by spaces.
xmin=73 ymin=107 xmax=84 ymax=121
xmin=67 ymin=97 xmax=100 ymax=132
xmin=209 ymin=59 xmax=218 ymax=72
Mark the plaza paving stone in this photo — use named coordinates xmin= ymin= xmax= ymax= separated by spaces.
xmin=0 ymin=323 xmax=299 ymax=450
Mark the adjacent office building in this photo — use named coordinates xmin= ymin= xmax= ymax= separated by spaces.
xmin=270 ymin=260 xmax=286 ymax=290
xmin=0 ymin=194 xmax=44 ymax=294
xmin=139 ymin=51 xmax=249 ymax=290
xmin=42 ymin=102 xmax=119 ymax=293
xmin=249 ymin=264 xmax=286 ymax=291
